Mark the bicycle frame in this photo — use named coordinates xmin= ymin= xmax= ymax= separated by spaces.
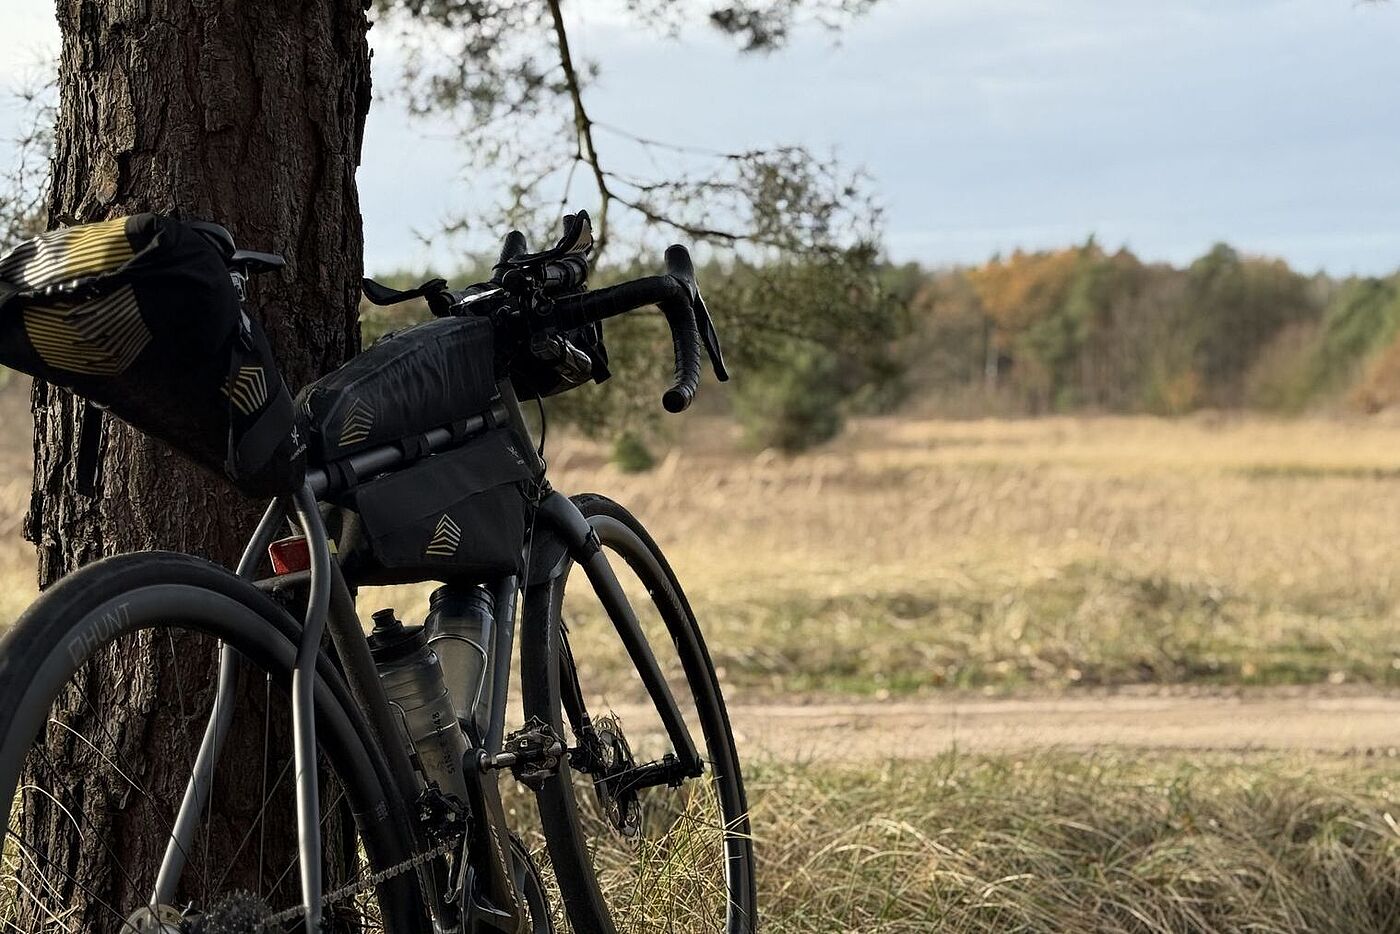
xmin=153 ymin=384 xmax=700 ymax=933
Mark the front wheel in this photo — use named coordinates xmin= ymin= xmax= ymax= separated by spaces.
xmin=519 ymin=494 xmax=757 ymax=934
xmin=0 ymin=552 xmax=427 ymax=933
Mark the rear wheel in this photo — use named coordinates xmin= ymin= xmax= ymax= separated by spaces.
xmin=0 ymin=552 xmax=426 ymax=932
xmin=520 ymin=495 xmax=756 ymax=934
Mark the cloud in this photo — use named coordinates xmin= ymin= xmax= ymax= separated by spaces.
xmin=5 ymin=0 xmax=1399 ymax=275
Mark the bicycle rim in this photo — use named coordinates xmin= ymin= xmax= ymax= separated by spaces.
xmin=0 ymin=552 xmax=423 ymax=933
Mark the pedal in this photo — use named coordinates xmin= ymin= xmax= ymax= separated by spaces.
xmin=489 ymin=717 xmax=565 ymax=790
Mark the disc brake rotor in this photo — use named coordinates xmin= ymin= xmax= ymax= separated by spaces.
xmin=589 ymin=714 xmax=641 ymax=838
xmin=124 ymin=905 xmax=183 ymax=934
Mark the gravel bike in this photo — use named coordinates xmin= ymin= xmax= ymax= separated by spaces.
xmin=0 ymin=210 xmax=755 ymax=932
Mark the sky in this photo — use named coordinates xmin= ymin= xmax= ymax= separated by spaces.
xmin=2 ymin=0 xmax=1399 ymax=277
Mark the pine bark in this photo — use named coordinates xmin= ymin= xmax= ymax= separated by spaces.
xmin=19 ymin=0 xmax=372 ymax=927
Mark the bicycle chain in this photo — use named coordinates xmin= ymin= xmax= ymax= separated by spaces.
xmin=260 ymin=836 xmax=459 ymax=929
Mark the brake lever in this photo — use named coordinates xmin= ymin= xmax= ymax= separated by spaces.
xmin=692 ymin=292 xmax=729 ymax=382
xmin=492 ymin=230 xmax=530 ymax=281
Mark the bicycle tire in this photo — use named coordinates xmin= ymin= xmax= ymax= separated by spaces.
xmin=519 ymin=494 xmax=757 ymax=934
xmin=0 ymin=551 xmax=427 ymax=933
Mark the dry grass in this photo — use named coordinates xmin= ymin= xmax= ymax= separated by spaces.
xmin=746 ymin=750 xmax=1400 ymax=933
xmin=507 ymin=412 xmax=1400 ymax=696
xmin=7 ymin=378 xmax=1400 ymax=693
xmin=503 ymin=748 xmax=1400 ymax=934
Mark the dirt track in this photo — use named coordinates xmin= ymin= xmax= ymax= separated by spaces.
xmin=702 ymin=691 xmax=1400 ymax=761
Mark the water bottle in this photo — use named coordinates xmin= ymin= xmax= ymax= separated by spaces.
xmin=368 ymin=609 xmax=469 ymax=801
xmin=425 ymin=584 xmax=494 ymax=732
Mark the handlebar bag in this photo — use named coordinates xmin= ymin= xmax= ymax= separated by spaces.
xmin=0 ymin=214 xmax=302 ymax=495
xmin=298 ymin=315 xmax=498 ymax=464
xmin=332 ymin=427 xmax=536 ymax=585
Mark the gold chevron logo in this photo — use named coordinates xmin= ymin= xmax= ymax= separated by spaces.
xmin=21 ymin=284 xmax=150 ymax=376
xmin=223 ymin=365 xmax=268 ymax=415
xmin=339 ymin=398 xmax=374 ymax=447
xmin=425 ymin=513 xmax=462 ymax=557
xmin=0 ymin=217 xmax=134 ymax=291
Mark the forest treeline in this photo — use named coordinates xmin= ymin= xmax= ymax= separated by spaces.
xmin=360 ymin=241 xmax=1400 ymax=457
xmin=885 ymin=241 xmax=1400 ymax=421
xmin=6 ymin=232 xmax=1397 ymax=459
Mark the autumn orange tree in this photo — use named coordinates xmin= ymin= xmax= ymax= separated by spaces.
xmin=911 ymin=242 xmax=1337 ymax=415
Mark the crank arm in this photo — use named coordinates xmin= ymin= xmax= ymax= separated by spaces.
xmin=459 ymin=741 xmax=525 ymax=932
xmin=599 ymin=754 xmax=704 ymax=800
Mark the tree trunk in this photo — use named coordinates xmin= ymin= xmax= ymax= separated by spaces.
xmin=19 ymin=0 xmax=371 ymax=927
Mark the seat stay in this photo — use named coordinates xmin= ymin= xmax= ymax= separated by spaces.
xmin=286 ymin=488 xmax=333 ymax=929
xmin=152 ymin=499 xmax=287 ymax=907
xmin=151 ymin=491 xmax=332 ymax=930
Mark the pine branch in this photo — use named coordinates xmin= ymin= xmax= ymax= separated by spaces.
xmin=546 ymin=0 xmax=613 ymax=260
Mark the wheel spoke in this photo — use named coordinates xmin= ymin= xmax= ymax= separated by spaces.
xmin=209 ymin=756 xmax=294 ymax=895
xmin=0 ymin=608 xmax=400 ymax=932
xmin=60 ymin=659 xmax=206 ymax=901
xmin=264 ymin=786 xmax=348 ymax=903
xmin=12 ymin=781 xmax=143 ymax=896
xmin=44 ymin=718 xmax=152 ymax=801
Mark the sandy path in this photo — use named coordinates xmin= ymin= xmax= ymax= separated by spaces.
xmin=618 ymin=692 xmax=1400 ymax=761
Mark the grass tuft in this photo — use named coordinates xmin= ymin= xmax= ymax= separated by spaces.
xmin=747 ymin=753 xmax=1400 ymax=933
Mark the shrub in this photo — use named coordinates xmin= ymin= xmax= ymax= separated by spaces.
xmin=610 ymin=431 xmax=656 ymax=473
xmin=732 ymin=342 xmax=845 ymax=454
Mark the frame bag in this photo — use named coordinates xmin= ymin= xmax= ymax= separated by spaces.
xmin=334 ymin=428 xmax=536 ymax=585
xmin=0 ymin=214 xmax=302 ymax=495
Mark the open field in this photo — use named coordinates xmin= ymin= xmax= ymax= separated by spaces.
xmin=527 ymin=410 xmax=1400 ymax=697
xmin=9 ymin=382 xmax=1400 ymax=696
xmin=6 ymin=382 xmax=1400 ymax=930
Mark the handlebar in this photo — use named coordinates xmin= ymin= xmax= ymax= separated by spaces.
xmin=544 ymin=244 xmax=728 ymax=411
xmin=449 ymin=212 xmax=728 ymax=412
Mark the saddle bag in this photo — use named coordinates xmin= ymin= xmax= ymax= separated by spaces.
xmin=333 ymin=427 xmax=537 ymax=585
xmin=0 ymin=214 xmax=302 ymax=495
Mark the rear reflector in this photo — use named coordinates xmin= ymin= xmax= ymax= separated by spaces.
xmin=268 ymin=536 xmax=311 ymax=575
